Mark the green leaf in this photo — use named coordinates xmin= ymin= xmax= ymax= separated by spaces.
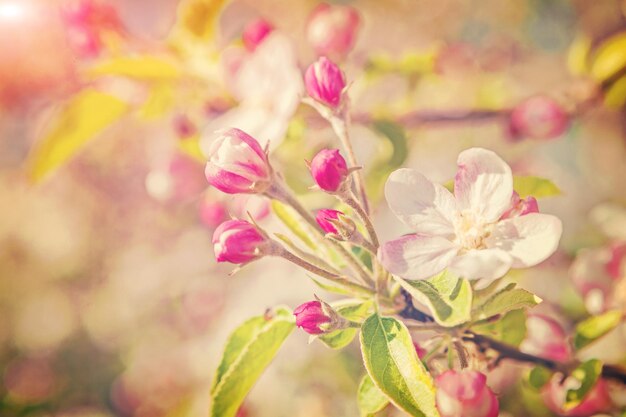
xmin=471 ymin=309 xmax=527 ymax=347
xmin=395 ymin=271 xmax=472 ymax=327
xmin=210 ymin=306 xmax=295 ymax=417
xmin=27 ymin=90 xmax=128 ymax=181
xmin=573 ymin=310 xmax=622 ymax=350
xmin=271 ymin=201 xmax=316 ymax=250
xmin=88 ymin=56 xmax=181 ymax=80
xmin=565 ymin=359 xmax=603 ymax=410
xmin=357 ymin=374 xmax=390 ymax=417
xmin=512 ymin=176 xmax=561 ymax=199
xmin=590 ymin=31 xmax=626 ymax=81
xmin=472 ymin=285 xmax=541 ymax=321
xmin=528 ymin=366 xmax=552 ymax=391
xmin=318 ymin=300 xmax=374 ymax=349
xmin=360 ymin=313 xmax=440 ymax=417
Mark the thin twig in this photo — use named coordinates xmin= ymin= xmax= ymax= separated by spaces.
xmin=342 ymin=193 xmax=380 ymax=249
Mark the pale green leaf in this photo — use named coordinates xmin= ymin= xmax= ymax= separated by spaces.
xmin=395 ymin=271 xmax=472 ymax=327
xmin=471 ymin=309 xmax=527 ymax=347
xmin=271 ymin=200 xmax=316 ymax=250
xmin=318 ymin=300 xmax=374 ymax=349
xmin=210 ymin=306 xmax=295 ymax=417
xmin=565 ymin=359 xmax=603 ymax=410
xmin=574 ymin=310 xmax=622 ymax=350
xmin=88 ymin=56 xmax=181 ymax=80
xmin=590 ymin=31 xmax=626 ymax=81
xmin=357 ymin=374 xmax=389 ymax=417
xmin=28 ymin=89 xmax=128 ymax=182
xmin=604 ymin=75 xmax=626 ymax=108
xmin=360 ymin=313 xmax=440 ymax=417
xmin=472 ymin=285 xmax=541 ymax=321
xmin=513 ymin=176 xmax=561 ymax=198
xmin=528 ymin=366 xmax=552 ymax=391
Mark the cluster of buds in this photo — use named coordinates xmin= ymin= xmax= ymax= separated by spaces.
xmin=435 ymin=370 xmax=499 ymax=417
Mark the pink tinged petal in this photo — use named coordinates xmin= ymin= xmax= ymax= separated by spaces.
xmin=447 ymin=249 xmax=513 ymax=280
xmin=486 ymin=213 xmax=562 ymax=268
xmin=455 ymin=148 xmax=513 ymax=222
xmin=520 ymin=315 xmax=572 ymax=362
xmin=378 ymin=234 xmax=458 ymax=280
xmin=205 ymin=164 xmax=254 ymax=194
xmin=385 ymin=168 xmax=457 ymax=236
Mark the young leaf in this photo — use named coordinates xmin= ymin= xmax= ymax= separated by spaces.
xmin=573 ymin=310 xmax=622 ymax=350
xmin=271 ymin=200 xmax=316 ymax=250
xmin=27 ymin=90 xmax=128 ymax=181
xmin=395 ymin=271 xmax=472 ymax=327
xmin=360 ymin=313 xmax=440 ymax=417
xmin=472 ymin=285 xmax=541 ymax=321
xmin=357 ymin=374 xmax=389 ymax=417
xmin=318 ymin=300 xmax=374 ymax=349
xmin=565 ymin=359 xmax=603 ymax=410
xmin=210 ymin=306 xmax=295 ymax=417
xmin=528 ymin=366 xmax=552 ymax=391
xmin=471 ymin=309 xmax=527 ymax=347
xmin=590 ymin=31 xmax=626 ymax=81
xmin=512 ymin=176 xmax=561 ymax=199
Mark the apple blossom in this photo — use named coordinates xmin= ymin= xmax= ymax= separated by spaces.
xmin=520 ymin=314 xmax=571 ymax=362
xmin=435 ymin=370 xmax=499 ymax=417
xmin=542 ymin=376 xmax=612 ymax=417
xmin=379 ymin=148 xmax=562 ymax=281
xmin=306 ymin=3 xmax=360 ymax=59
xmin=309 ymin=148 xmax=349 ymax=192
xmin=242 ymin=18 xmax=273 ymax=52
xmin=305 ymin=57 xmax=346 ymax=109
xmin=204 ymin=128 xmax=271 ymax=194
xmin=571 ymin=246 xmax=622 ymax=314
xmin=293 ymin=301 xmax=331 ymax=335
xmin=212 ymin=220 xmax=271 ymax=264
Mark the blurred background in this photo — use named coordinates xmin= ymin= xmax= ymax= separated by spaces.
xmin=1 ymin=0 xmax=626 ymax=416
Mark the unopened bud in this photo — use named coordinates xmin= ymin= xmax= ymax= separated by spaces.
xmin=315 ymin=209 xmax=356 ymax=239
xmin=309 ymin=148 xmax=349 ymax=192
xmin=306 ymin=3 xmax=360 ymax=59
xmin=212 ymin=219 xmax=272 ymax=264
xmin=304 ymin=57 xmax=346 ymax=109
xmin=542 ymin=376 xmax=612 ymax=417
xmin=435 ymin=370 xmax=499 ymax=417
xmin=508 ymin=96 xmax=569 ymax=141
xmin=293 ymin=301 xmax=332 ymax=335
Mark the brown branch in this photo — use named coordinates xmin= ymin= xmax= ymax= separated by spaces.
xmin=465 ymin=332 xmax=626 ymax=385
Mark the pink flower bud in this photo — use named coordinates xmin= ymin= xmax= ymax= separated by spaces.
xmin=542 ymin=376 xmax=612 ymax=417
xmin=316 ymin=209 xmax=343 ymax=234
xmin=199 ymin=197 xmax=228 ymax=229
xmin=306 ymin=3 xmax=360 ymax=59
xmin=520 ymin=314 xmax=571 ymax=362
xmin=606 ymin=242 xmax=626 ymax=280
xmin=309 ymin=148 xmax=349 ymax=192
xmin=304 ymin=57 xmax=346 ymax=108
xmin=173 ymin=114 xmax=197 ymax=139
xmin=435 ymin=370 xmax=499 ymax=417
xmin=413 ymin=341 xmax=427 ymax=359
xmin=212 ymin=220 xmax=270 ymax=264
xmin=508 ymin=96 xmax=569 ymax=141
xmin=500 ymin=191 xmax=539 ymax=220
xmin=293 ymin=301 xmax=331 ymax=335
xmin=242 ymin=18 xmax=273 ymax=52
xmin=205 ymin=128 xmax=272 ymax=194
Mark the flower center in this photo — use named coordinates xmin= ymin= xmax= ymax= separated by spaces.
xmin=454 ymin=211 xmax=493 ymax=251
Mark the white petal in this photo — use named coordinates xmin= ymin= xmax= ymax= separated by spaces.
xmin=385 ymin=169 xmax=457 ymax=236
xmin=486 ymin=213 xmax=562 ymax=268
xmin=455 ymin=148 xmax=513 ymax=222
xmin=378 ymin=234 xmax=458 ymax=280
xmin=448 ymin=249 xmax=513 ymax=280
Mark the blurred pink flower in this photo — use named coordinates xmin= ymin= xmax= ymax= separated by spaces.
xmin=507 ymin=96 xmax=569 ymax=141
xmin=199 ymin=197 xmax=228 ymax=229
xmin=542 ymin=376 xmax=612 ymax=417
xmin=379 ymin=148 xmax=562 ymax=281
xmin=242 ymin=18 xmax=273 ymax=52
xmin=230 ymin=194 xmax=271 ymax=221
xmin=435 ymin=370 xmax=499 ymax=417
xmin=520 ymin=314 xmax=572 ymax=362
xmin=306 ymin=3 xmax=360 ymax=59
xmin=203 ymin=33 xmax=303 ymax=149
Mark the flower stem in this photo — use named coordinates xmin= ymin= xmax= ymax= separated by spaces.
xmin=330 ymin=115 xmax=370 ymax=214
xmin=278 ymin=249 xmax=374 ymax=296
xmin=342 ymin=193 xmax=379 ymax=249
xmin=266 ymin=181 xmax=373 ymax=287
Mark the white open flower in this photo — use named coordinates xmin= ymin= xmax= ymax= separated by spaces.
xmin=379 ymin=148 xmax=562 ymax=281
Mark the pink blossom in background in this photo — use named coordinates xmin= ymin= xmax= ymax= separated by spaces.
xmin=542 ymin=376 xmax=612 ymax=417
xmin=435 ymin=370 xmax=499 ymax=417
xmin=242 ymin=18 xmax=273 ymax=52
xmin=306 ymin=3 xmax=360 ymax=59
xmin=507 ymin=96 xmax=569 ymax=141
xmin=520 ymin=314 xmax=572 ymax=362
xmin=379 ymin=148 xmax=562 ymax=281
